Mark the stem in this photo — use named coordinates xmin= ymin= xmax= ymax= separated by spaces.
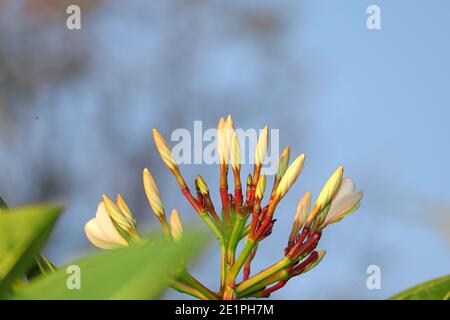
xmin=220 ymin=240 xmax=227 ymax=292
xmin=240 ymin=224 xmax=251 ymax=240
xmin=243 ymin=246 xmax=257 ymax=280
xmin=204 ymin=193 xmax=221 ymax=226
xmin=226 ymin=214 xmax=247 ymax=264
xmin=254 ymin=280 xmax=287 ymax=298
xmin=199 ymin=211 xmax=223 ymax=241
xmin=220 ymin=187 xmax=231 ymax=226
xmin=180 ymin=271 xmax=218 ymax=300
xmin=182 ymin=187 xmax=203 ymax=212
xmin=158 ymin=217 xmax=171 ymax=239
xmin=169 ymin=279 xmax=209 ymax=300
xmin=236 ymin=257 xmax=291 ymax=293
xmin=227 ymin=239 xmax=256 ymax=283
xmin=238 ymin=269 xmax=289 ymax=298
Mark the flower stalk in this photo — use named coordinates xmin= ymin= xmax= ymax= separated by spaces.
xmin=84 ymin=115 xmax=363 ymax=300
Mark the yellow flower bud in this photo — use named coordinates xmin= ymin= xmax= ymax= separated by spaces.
xmin=217 ymin=117 xmax=228 ymax=165
xmin=143 ymin=168 xmax=165 ymax=219
xmin=116 ymin=194 xmax=136 ymax=228
xmin=152 ymin=128 xmax=177 ymax=172
xmin=102 ymin=194 xmax=135 ymax=235
xmin=275 ymin=154 xmax=305 ymax=199
xmin=170 ymin=209 xmax=183 ymax=241
xmin=315 ymin=166 xmax=344 ymax=211
xmin=196 ymin=175 xmax=209 ymax=195
xmin=275 ymin=146 xmax=290 ymax=182
xmin=230 ymin=131 xmax=241 ymax=172
xmin=255 ymin=126 xmax=268 ymax=167
xmin=255 ymin=175 xmax=266 ymax=200
xmin=289 ymin=192 xmax=311 ymax=242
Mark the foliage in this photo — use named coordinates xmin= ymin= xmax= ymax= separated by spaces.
xmin=390 ymin=274 xmax=450 ymax=300
xmin=0 ymin=204 xmax=208 ymax=300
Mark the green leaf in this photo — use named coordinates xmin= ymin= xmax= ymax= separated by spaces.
xmin=0 ymin=205 xmax=62 ymax=294
xmin=0 ymin=198 xmax=59 ymax=280
xmin=389 ymin=274 xmax=450 ymax=300
xmin=13 ymin=232 xmax=209 ymax=300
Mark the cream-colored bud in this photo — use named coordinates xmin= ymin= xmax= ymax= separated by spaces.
xmin=314 ymin=166 xmax=344 ymax=211
xmin=275 ymin=154 xmax=305 ymax=199
xmin=152 ymin=128 xmax=178 ymax=172
xmin=217 ymin=117 xmax=228 ymax=165
xmin=170 ymin=209 xmax=183 ymax=241
xmin=102 ymin=195 xmax=134 ymax=235
xmin=289 ymin=192 xmax=311 ymax=242
xmin=196 ymin=175 xmax=209 ymax=195
xmin=255 ymin=175 xmax=266 ymax=200
xmin=275 ymin=146 xmax=290 ymax=181
xmin=143 ymin=168 xmax=165 ymax=219
xmin=230 ymin=131 xmax=241 ymax=171
xmin=116 ymin=194 xmax=135 ymax=228
xmin=255 ymin=126 xmax=268 ymax=167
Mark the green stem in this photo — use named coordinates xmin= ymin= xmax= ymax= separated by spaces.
xmin=237 ymin=269 xmax=289 ymax=298
xmin=236 ymin=257 xmax=292 ymax=293
xmin=240 ymin=224 xmax=251 ymax=240
xmin=180 ymin=271 xmax=218 ymax=300
xmin=199 ymin=211 xmax=223 ymax=241
xmin=220 ymin=240 xmax=227 ymax=292
xmin=227 ymin=215 xmax=247 ymax=264
xmin=227 ymin=239 xmax=256 ymax=284
xmin=169 ymin=279 xmax=209 ymax=300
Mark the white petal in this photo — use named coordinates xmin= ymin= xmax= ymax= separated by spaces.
xmin=334 ymin=178 xmax=355 ymax=199
xmin=328 ymin=191 xmax=363 ymax=220
xmin=85 ymin=219 xmax=121 ymax=249
xmin=95 ymin=202 xmax=127 ymax=246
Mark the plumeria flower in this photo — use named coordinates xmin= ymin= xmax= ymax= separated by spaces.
xmin=85 ymin=195 xmax=139 ymax=249
xmin=321 ymin=177 xmax=363 ymax=228
xmin=84 ymin=201 xmax=129 ymax=250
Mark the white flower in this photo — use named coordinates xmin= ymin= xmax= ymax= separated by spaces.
xmin=84 ymin=202 xmax=128 ymax=249
xmin=322 ymin=178 xmax=363 ymax=228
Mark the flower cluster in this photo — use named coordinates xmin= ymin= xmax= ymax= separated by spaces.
xmin=85 ymin=116 xmax=363 ymax=300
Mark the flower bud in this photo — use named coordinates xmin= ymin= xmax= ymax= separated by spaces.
xmin=289 ymin=192 xmax=311 ymax=242
xmin=255 ymin=175 xmax=266 ymax=200
xmin=170 ymin=209 xmax=183 ymax=241
xmin=275 ymin=154 xmax=305 ymax=199
xmin=196 ymin=175 xmax=209 ymax=195
xmin=143 ymin=168 xmax=165 ymax=220
xmin=255 ymin=126 xmax=268 ymax=167
xmin=152 ymin=128 xmax=178 ymax=172
xmin=275 ymin=147 xmax=290 ymax=183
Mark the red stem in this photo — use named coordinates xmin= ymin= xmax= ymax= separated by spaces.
xmin=290 ymin=251 xmax=319 ymax=276
xmin=234 ymin=187 xmax=243 ymax=213
xmin=243 ymin=247 xmax=257 ymax=281
xmin=204 ymin=194 xmax=221 ymax=225
xmin=259 ymin=280 xmax=287 ymax=297
xmin=220 ymin=187 xmax=231 ymax=225
xmin=182 ymin=187 xmax=203 ymax=213
xmin=286 ymin=232 xmax=320 ymax=261
xmin=253 ymin=215 xmax=272 ymax=241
